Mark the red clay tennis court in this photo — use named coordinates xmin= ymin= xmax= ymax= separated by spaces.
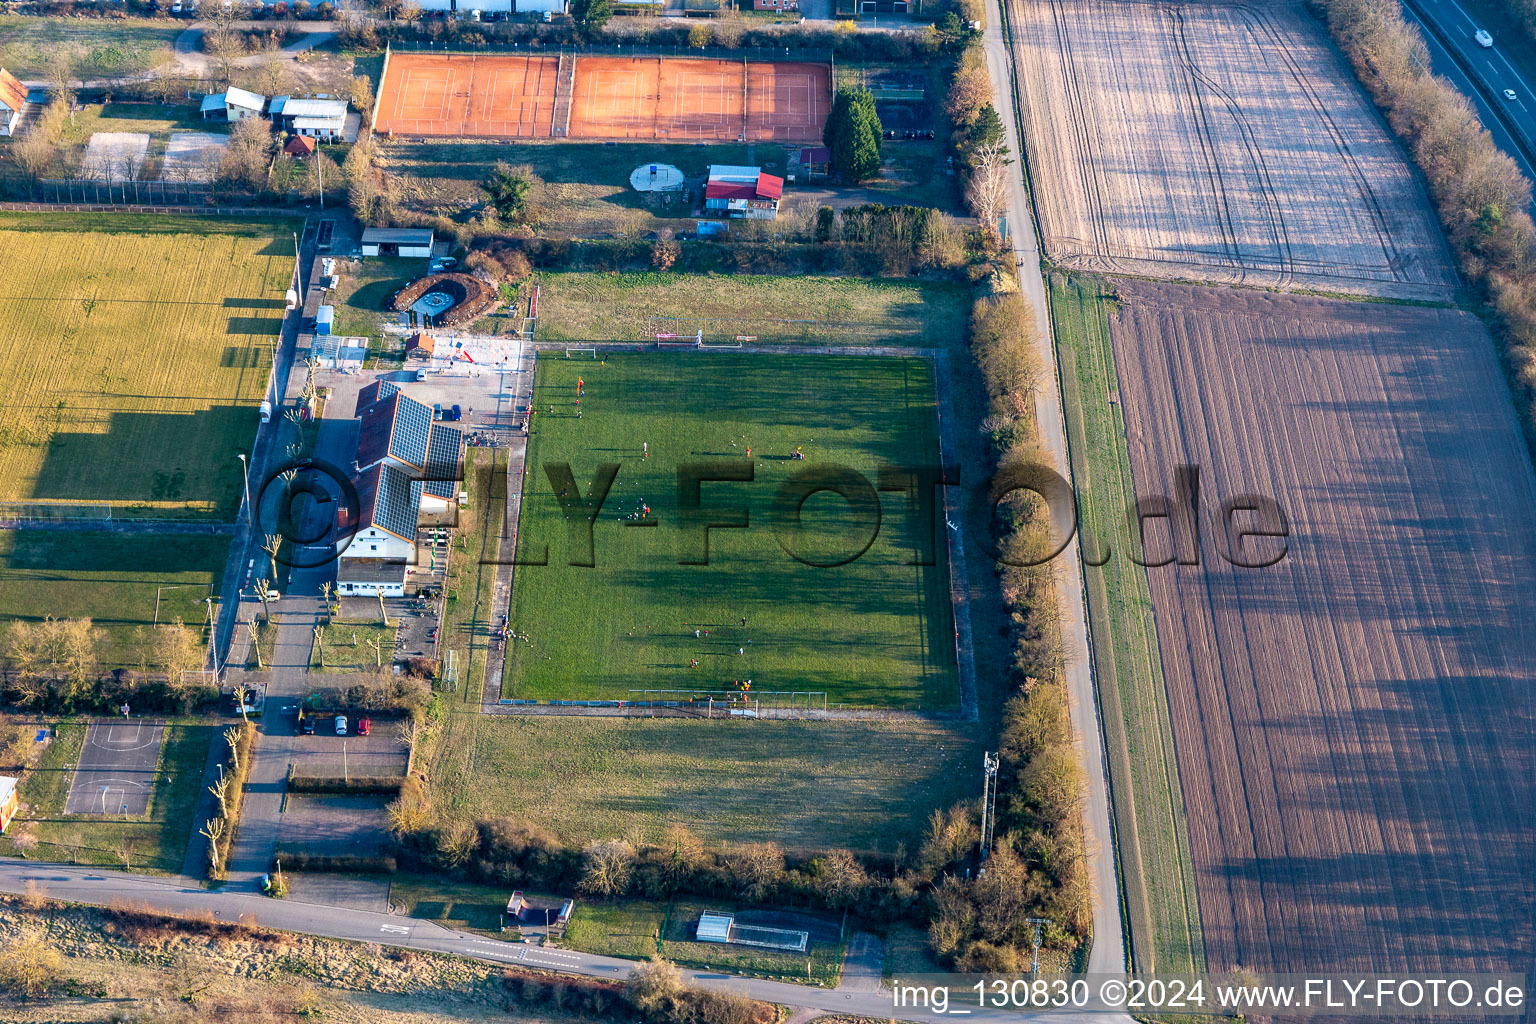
xmin=570 ymin=56 xmax=829 ymax=142
xmin=374 ymin=52 xmax=561 ymax=138
xmin=374 ymin=51 xmax=830 ymax=143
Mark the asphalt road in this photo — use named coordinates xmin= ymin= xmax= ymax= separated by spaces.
xmin=0 ymin=860 xmax=1118 ymax=1024
xmin=1402 ymin=0 xmax=1536 ymax=194
xmin=983 ymin=3 xmax=1128 ymax=989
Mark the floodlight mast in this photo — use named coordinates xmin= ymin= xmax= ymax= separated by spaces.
xmin=979 ymin=751 xmax=999 ymax=861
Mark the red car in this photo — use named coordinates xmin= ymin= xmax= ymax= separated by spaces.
xmin=357 ymin=718 xmax=371 ymax=736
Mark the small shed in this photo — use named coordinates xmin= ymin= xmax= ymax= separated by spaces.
xmin=0 ymin=775 xmax=18 ymax=833
xmin=362 ymin=227 xmax=435 ymax=258
xmin=696 ymin=912 xmax=734 ymax=943
xmin=316 ymin=305 xmax=335 ymax=336
xmin=285 ymin=134 xmax=317 ymax=158
xmin=406 ymin=332 xmax=437 ymax=360
xmin=516 ymin=0 xmax=567 ymax=11
xmin=504 ymin=891 xmax=575 ymax=936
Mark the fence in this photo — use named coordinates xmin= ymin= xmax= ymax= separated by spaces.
xmin=34 ymin=178 xmax=219 ymax=206
xmin=389 ymin=40 xmax=834 ymax=66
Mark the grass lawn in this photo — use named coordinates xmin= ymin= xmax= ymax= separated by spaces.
xmin=0 ymin=212 xmax=299 ymax=515
xmin=504 ymin=353 xmax=956 ymax=708
xmin=327 ymin=255 xmax=425 ymax=342
xmin=565 ymin=899 xmax=665 ymax=960
xmin=313 ymin=619 xmax=398 ymax=672
xmin=0 ymin=15 xmax=180 ymax=78
xmin=1049 ymin=273 xmax=1204 ymax=974
xmin=379 ymin=139 xmax=783 ymax=234
xmin=423 ymin=713 xmax=979 ymax=853
xmin=569 ymin=897 xmax=843 ymax=986
xmin=389 ymin=872 xmax=527 ymax=936
xmin=535 ymin=272 xmax=967 ymax=347
xmin=0 ymin=719 xmax=215 ymax=874
xmin=0 ymin=530 xmax=228 ymax=669
xmin=442 ymin=447 xmax=507 ymax=702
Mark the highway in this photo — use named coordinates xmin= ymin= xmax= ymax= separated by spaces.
xmin=0 ymin=859 xmax=1117 ymax=1024
xmin=1401 ymin=0 xmax=1536 ymax=196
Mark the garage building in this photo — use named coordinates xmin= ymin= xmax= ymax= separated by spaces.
xmin=362 ymin=227 xmax=435 ymax=258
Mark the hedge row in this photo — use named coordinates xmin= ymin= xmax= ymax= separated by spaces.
xmin=1315 ymin=0 xmax=1536 ymax=447
xmin=275 ymin=851 xmax=398 ymax=874
xmin=203 ymin=722 xmax=257 ymax=881
xmin=286 ymin=775 xmax=406 ymax=795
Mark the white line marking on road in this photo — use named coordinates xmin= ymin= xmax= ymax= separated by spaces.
xmin=379 ymin=924 xmax=410 ymax=934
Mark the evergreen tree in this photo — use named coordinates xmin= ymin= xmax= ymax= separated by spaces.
xmin=826 ymin=86 xmax=883 ymax=183
xmin=571 ymin=0 xmax=613 ymax=32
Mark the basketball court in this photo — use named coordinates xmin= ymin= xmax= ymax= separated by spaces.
xmin=374 ymin=51 xmax=828 ymax=143
xmin=63 ymin=720 xmax=165 ymax=816
xmin=375 ymin=53 xmax=561 ymax=138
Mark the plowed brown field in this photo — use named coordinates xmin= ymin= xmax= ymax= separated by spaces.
xmin=1009 ymin=0 xmax=1455 ymax=300
xmin=1108 ymin=281 xmax=1536 ymax=973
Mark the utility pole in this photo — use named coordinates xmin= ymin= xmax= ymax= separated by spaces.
xmin=1026 ymin=918 xmax=1051 ymax=977
xmin=979 ymin=751 xmax=999 ymax=861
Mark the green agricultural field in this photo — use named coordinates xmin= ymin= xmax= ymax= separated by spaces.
xmin=0 ymin=213 xmax=297 ymax=515
xmin=504 ymin=352 xmax=956 ymax=708
xmin=0 ymin=15 xmax=180 ymax=78
xmin=426 ymin=713 xmax=980 ymax=853
xmin=0 ymin=719 xmax=214 ymax=873
xmin=0 ymin=530 xmax=228 ymax=669
xmin=535 ymin=272 xmax=967 ymax=347
xmin=1049 ymin=273 xmax=1204 ymax=973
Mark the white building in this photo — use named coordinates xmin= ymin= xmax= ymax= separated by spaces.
xmin=361 ymin=227 xmax=435 ymax=258
xmin=337 ymin=383 xmax=463 ymax=598
xmin=517 ymin=0 xmax=567 ymax=11
xmin=0 ymin=69 xmax=27 ymax=136
xmin=271 ymin=96 xmax=349 ymax=141
xmin=200 ymin=86 xmax=266 ymax=122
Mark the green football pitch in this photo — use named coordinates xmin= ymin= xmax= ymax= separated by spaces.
xmin=503 ymin=352 xmax=958 ymax=709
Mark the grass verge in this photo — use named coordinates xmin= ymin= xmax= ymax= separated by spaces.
xmin=534 ymin=272 xmax=968 ymax=347
xmin=0 ymin=530 xmax=228 ymax=669
xmin=442 ymin=447 xmax=506 ymax=702
xmin=1048 ymin=272 xmax=1204 ymax=973
xmin=422 ymin=713 xmax=979 ymax=853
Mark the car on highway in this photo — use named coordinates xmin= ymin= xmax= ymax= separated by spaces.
xmin=1505 ymin=89 xmax=1519 ymax=101
xmin=334 ymin=715 xmax=347 ymax=735
xmin=357 ymin=718 xmax=371 ymax=736
xmin=1475 ymin=28 xmax=1493 ymax=47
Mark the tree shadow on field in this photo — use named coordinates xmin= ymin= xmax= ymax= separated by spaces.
xmin=31 ymin=406 xmax=254 ymax=510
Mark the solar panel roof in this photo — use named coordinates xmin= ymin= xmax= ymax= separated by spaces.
xmin=389 ymin=394 xmax=434 ymax=469
xmin=423 ymin=424 xmax=463 ymax=499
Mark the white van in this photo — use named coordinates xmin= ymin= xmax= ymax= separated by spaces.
xmin=260 ymin=400 xmax=273 ymax=423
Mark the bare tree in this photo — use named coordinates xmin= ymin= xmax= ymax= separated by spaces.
xmin=579 ymin=839 xmax=636 ymax=897
xmin=200 ymin=818 xmax=227 ymax=876
xmin=44 ymin=46 xmax=83 ymax=100
xmin=223 ymin=726 xmax=245 ymax=776
xmin=209 ymin=775 xmax=232 ymax=818
xmin=246 ymin=618 xmax=265 ymax=670
xmin=966 ymin=142 xmax=1011 ymax=241
xmin=10 ymin=131 xmax=55 ymax=182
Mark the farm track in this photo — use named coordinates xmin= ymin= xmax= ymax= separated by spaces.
xmin=1107 ymin=281 xmax=1536 ymax=975
xmin=1009 ymin=0 xmax=1455 ymax=299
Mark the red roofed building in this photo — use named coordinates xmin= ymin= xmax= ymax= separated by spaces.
xmin=0 ymin=69 xmax=28 ymax=136
xmin=703 ymin=165 xmax=783 ymax=220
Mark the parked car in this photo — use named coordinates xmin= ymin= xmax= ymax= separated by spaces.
xmin=433 ymin=403 xmax=443 ymax=420
xmin=415 ymin=368 xmax=427 ymax=381
xmin=334 ymin=715 xmax=347 ymax=735
xmin=1476 ymin=28 xmax=1494 ymax=47
xmin=358 ymin=718 xmax=371 ymax=736
xmin=301 ymin=714 xmax=316 ymax=735
xmin=449 ymin=404 xmax=462 ymax=421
